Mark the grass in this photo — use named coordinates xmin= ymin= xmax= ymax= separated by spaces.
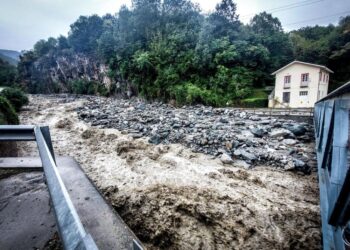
xmin=240 ymin=88 xmax=269 ymax=108
xmin=247 ymin=88 xmax=269 ymax=99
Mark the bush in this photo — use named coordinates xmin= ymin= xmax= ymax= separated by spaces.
xmin=0 ymin=96 xmax=19 ymax=124
xmin=71 ymin=79 xmax=89 ymax=94
xmin=240 ymin=98 xmax=268 ymax=108
xmin=0 ymin=87 xmax=29 ymax=111
xmin=70 ymin=79 xmax=109 ymax=96
xmin=170 ymin=83 xmax=225 ymax=107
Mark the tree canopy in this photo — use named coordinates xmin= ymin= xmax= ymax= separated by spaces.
xmin=17 ymin=0 xmax=350 ymax=105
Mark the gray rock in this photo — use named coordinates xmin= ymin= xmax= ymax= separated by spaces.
xmin=239 ymin=112 xmax=247 ymax=119
xmin=283 ymin=124 xmax=307 ymax=136
xmin=219 ymin=117 xmax=229 ymax=123
xmin=251 ymin=128 xmax=265 ymax=138
xmin=234 ymin=121 xmax=245 ymax=126
xmin=149 ymin=134 xmax=161 ymax=144
xmin=284 ymin=161 xmax=295 ymax=171
xmin=250 ymin=115 xmax=261 ymax=121
xmin=282 ymin=139 xmax=297 ymax=145
xmin=131 ymin=133 xmax=143 ymax=139
xmin=233 ymin=159 xmax=251 ymax=169
xmin=293 ymin=158 xmax=306 ymax=168
xmin=220 ymin=153 xmax=234 ymax=164
xmin=234 ymin=149 xmax=257 ymax=162
xmin=273 ymin=122 xmax=282 ymax=128
xmin=270 ymin=128 xmax=294 ymax=138
xmin=259 ymin=119 xmax=271 ymax=125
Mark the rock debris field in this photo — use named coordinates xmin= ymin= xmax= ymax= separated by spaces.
xmin=18 ymin=95 xmax=321 ymax=250
xmin=78 ymin=97 xmax=315 ymax=173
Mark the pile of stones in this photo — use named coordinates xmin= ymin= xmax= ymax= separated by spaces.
xmin=77 ymin=97 xmax=315 ymax=173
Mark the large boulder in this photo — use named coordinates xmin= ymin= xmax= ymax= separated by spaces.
xmin=220 ymin=153 xmax=234 ymax=164
xmin=282 ymin=139 xmax=298 ymax=145
xmin=233 ymin=149 xmax=257 ymax=162
xmin=269 ymin=128 xmax=294 ymax=138
xmin=282 ymin=124 xmax=307 ymax=136
xmin=250 ymin=127 xmax=266 ymax=138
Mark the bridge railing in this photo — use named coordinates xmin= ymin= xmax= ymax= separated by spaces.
xmin=0 ymin=125 xmax=98 ymax=250
xmin=314 ymin=99 xmax=350 ymax=250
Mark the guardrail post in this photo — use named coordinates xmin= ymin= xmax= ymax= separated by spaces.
xmin=40 ymin=126 xmax=56 ymax=163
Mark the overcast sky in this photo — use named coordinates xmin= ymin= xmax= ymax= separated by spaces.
xmin=1 ymin=0 xmax=349 ymax=51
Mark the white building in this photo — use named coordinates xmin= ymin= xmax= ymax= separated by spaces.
xmin=269 ymin=61 xmax=333 ymax=108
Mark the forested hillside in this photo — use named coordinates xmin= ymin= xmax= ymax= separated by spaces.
xmin=0 ymin=49 xmax=20 ymax=66
xmin=16 ymin=0 xmax=350 ymax=106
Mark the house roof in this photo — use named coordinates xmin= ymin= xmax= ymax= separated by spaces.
xmin=271 ymin=60 xmax=334 ymax=75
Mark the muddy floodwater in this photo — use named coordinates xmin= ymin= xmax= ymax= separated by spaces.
xmin=18 ymin=95 xmax=321 ymax=250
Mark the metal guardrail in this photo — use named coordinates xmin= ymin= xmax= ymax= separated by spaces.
xmin=233 ymin=107 xmax=314 ymax=117
xmin=314 ymin=99 xmax=350 ymax=250
xmin=0 ymin=125 xmax=98 ymax=250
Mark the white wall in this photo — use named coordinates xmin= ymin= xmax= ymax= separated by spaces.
xmin=273 ymin=63 xmax=329 ymax=108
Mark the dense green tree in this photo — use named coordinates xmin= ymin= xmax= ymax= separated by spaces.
xmin=0 ymin=87 xmax=28 ymax=111
xmin=33 ymin=37 xmax=57 ymax=57
xmin=15 ymin=0 xmax=350 ymax=105
xmin=250 ymin=12 xmax=293 ymax=72
xmin=68 ymin=15 xmax=104 ymax=55
xmin=290 ymin=16 xmax=350 ymax=89
xmin=57 ymin=35 xmax=71 ymax=50
xmin=0 ymin=58 xmax=17 ymax=86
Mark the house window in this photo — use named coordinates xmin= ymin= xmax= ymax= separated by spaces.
xmin=283 ymin=92 xmax=290 ymax=103
xmin=301 ymin=73 xmax=309 ymax=88
xmin=284 ymin=75 xmax=291 ymax=83
xmin=300 ymin=91 xmax=308 ymax=96
xmin=323 ymin=74 xmax=326 ymax=82
xmin=326 ymin=74 xmax=329 ymax=83
xmin=301 ymin=73 xmax=309 ymax=82
xmin=284 ymin=75 xmax=291 ymax=89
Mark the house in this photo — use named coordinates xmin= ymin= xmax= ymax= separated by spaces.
xmin=268 ymin=61 xmax=333 ymax=108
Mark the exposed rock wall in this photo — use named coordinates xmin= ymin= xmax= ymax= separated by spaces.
xmin=22 ymin=52 xmax=115 ymax=94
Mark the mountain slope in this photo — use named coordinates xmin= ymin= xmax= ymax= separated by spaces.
xmin=0 ymin=49 xmax=20 ymax=65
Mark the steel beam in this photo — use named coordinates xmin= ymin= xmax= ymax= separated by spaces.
xmin=0 ymin=125 xmax=36 ymax=141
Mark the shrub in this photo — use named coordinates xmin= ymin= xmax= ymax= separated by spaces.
xmin=70 ymin=79 xmax=110 ymax=96
xmin=170 ymin=83 xmax=225 ymax=107
xmin=240 ymin=98 xmax=268 ymax=108
xmin=1 ymin=87 xmax=29 ymax=111
xmin=71 ymin=79 xmax=89 ymax=94
xmin=97 ymin=84 xmax=109 ymax=96
xmin=0 ymin=96 xmax=19 ymax=124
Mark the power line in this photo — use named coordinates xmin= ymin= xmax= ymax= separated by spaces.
xmin=240 ymin=0 xmax=324 ymax=19
xmin=263 ymin=0 xmax=321 ymax=12
xmin=283 ymin=10 xmax=350 ymax=26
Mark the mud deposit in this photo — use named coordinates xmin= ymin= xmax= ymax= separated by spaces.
xmin=18 ymin=95 xmax=321 ymax=249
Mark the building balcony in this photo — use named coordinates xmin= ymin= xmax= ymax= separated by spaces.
xmin=283 ymin=83 xmax=291 ymax=89
xmin=300 ymin=81 xmax=309 ymax=88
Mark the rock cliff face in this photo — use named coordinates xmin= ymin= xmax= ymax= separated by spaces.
xmin=22 ymin=52 xmax=114 ymax=94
